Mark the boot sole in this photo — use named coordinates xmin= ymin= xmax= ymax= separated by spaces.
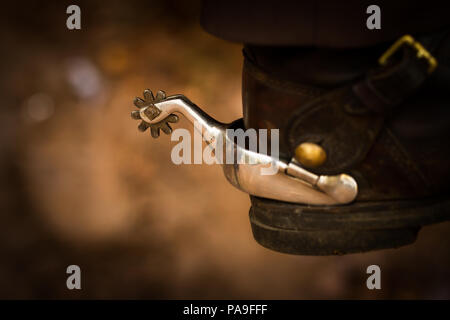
xmin=249 ymin=195 xmax=450 ymax=255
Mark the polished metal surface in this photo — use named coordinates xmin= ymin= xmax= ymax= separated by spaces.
xmin=131 ymin=90 xmax=358 ymax=205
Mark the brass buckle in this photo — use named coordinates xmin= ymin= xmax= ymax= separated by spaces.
xmin=378 ymin=34 xmax=438 ymax=73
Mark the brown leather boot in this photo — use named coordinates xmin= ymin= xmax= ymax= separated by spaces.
xmin=244 ymin=30 xmax=450 ymax=255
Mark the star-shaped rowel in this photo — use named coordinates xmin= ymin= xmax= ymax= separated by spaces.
xmin=131 ymin=89 xmax=179 ymax=138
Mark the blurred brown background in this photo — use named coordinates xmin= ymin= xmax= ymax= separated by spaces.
xmin=0 ymin=0 xmax=449 ymax=299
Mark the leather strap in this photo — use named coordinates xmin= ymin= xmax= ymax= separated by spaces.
xmin=354 ymin=30 xmax=449 ymax=113
xmin=286 ymin=30 xmax=448 ymax=175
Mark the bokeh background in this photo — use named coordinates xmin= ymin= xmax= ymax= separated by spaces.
xmin=0 ymin=0 xmax=449 ymax=299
